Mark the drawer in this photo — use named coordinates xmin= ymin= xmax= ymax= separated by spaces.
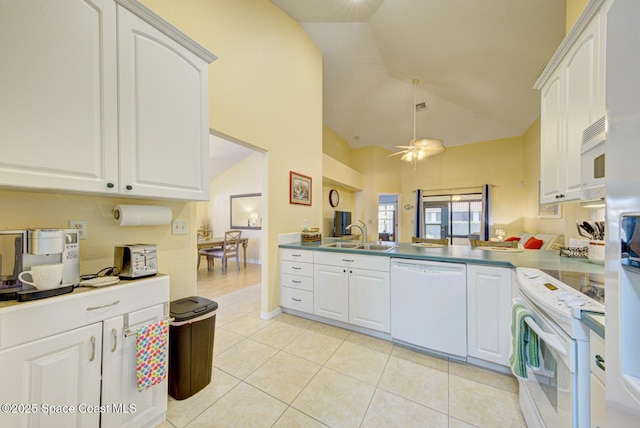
xmin=281 ymin=273 xmax=313 ymax=291
xmin=281 ymin=287 xmax=313 ymax=313
xmin=281 ymin=248 xmax=314 ymax=263
xmin=0 ymin=276 xmax=170 ymax=350
xmin=281 ymin=260 xmax=313 ymax=277
xmin=314 ymin=251 xmax=390 ymax=272
xmin=590 ymin=330 xmax=606 ymax=384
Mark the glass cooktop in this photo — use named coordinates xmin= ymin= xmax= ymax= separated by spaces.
xmin=541 ymin=269 xmax=605 ymax=304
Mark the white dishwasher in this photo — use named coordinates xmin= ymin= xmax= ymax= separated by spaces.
xmin=391 ymin=259 xmax=467 ymax=357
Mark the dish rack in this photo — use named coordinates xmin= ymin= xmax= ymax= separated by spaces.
xmin=559 ymin=246 xmax=588 ymax=259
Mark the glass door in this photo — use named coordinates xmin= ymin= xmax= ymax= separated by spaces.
xmin=424 ymin=202 xmax=449 ymax=239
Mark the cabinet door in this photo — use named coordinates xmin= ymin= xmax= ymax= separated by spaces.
xmin=314 ymin=264 xmax=349 ymax=322
xmin=590 ymin=373 xmax=606 ymax=428
xmin=0 ymin=0 xmax=119 ymax=194
xmin=467 ymin=265 xmax=512 ymax=366
xmin=349 ymin=268 xmax=390 ymax=333
xmin=540 ymin=68 xmax=564 ymax=204
xmin=102 ymin=304 xmax=167 ymax=428
xmin=563 ymin=17 xmax=600 ymax=202
xmin=117 ymin=7 xmax=210 ymax=200
xmin=0 ymin=323 xmax=102 ymax=428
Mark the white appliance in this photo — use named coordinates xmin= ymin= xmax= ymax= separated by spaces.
xmin=390 ymin=259 xmax=466 ymax=357
xmin=605 ymin=0 xmax=640 ymax=425
xmin=580 ymin=116 xmax=607 ymax=201
xmin=514 ymin=268 xmax=604 ymax=428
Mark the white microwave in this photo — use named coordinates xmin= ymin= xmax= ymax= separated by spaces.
xmin=581 ymin=116 xmax=606 ymax=200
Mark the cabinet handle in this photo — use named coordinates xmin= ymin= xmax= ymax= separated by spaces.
xmin=86 ymin=300 xmax=120 ymax=311
xmin=291 ymin=267 xmax=301 ymax=270
xmin=292 ymin=298 xmax=302 ymax=302
xmin=111 ymin=328 xmax=118 ymax=352
xmin=595 ymin=354 xmax=605 ymax=371
xmin=292 ymin=254 xmax=301 ymax=257
xmin=106 ymin=182 xmax=115 ymax=189
xmin=292 ymin=280 xmax=301 ymax=284
xmin=89 ymin=336 xmax=96 ymax=362
xmin=342 ymin=259 xmax=354 ymax=262
xmin=125 ymin=185 xmax=133 ymax=190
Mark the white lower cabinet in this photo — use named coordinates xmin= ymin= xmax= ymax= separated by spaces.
xmin=466 ymin=264 xmax=513 ymax=367
xmin=0 ymin=276 xmax=170 ymax=428
xmin=101 ymin=304 xmax=167 ymax=428
xmin=0 ymin=323 xmax=103 ymax=427
xmin=313 ymin=253 xmax=390 ymax=333
xmin=280 ymin=249 xmax=315 ymax=314
xmin=590 ymin=330 xmax=606 ymax=427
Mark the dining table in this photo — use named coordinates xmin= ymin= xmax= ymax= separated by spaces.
xmin=197 ymin=237 xmax=249 ymax=268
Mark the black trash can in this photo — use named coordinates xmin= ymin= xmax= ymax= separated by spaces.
xmin=168 ymin=296 xmax=218 ymax=400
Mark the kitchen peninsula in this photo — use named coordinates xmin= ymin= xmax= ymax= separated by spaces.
xmin=279 ymin=239 xmax=604 ymax=372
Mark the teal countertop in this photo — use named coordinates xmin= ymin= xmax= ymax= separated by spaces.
xmin=280 ymin=240 xmax=605 ymax=274
xmin=582 ymin=311 xmax=605 ymax=338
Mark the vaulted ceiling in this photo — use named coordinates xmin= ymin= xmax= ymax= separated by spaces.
xmin=270 ymin=0 xmax=566 ymax=152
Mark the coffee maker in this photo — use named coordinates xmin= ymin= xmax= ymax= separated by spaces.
xmin=0 ymin=228 xmax=80 ymax=301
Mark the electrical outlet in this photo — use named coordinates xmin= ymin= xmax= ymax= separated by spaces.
xmin=69 ymin=220 xmax=87 ymax=239
xmin=172 ymin=219 xmax=188 ymax=235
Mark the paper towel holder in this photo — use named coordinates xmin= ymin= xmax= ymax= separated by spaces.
xmin=112 ymin=204 xmax=173 ymax=226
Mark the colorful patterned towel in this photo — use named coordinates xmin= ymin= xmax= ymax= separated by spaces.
xmin=509 ymin=303 xmax=540 ymax=379
xmin=136 ymin=319 xmax=169 ymax=392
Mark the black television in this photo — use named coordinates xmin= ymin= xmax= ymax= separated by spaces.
xmin=333 ymin=211 xmax=352 ymax=237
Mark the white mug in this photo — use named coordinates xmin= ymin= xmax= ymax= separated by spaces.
xmin=18 ymin=263 xmax=65 ymax=290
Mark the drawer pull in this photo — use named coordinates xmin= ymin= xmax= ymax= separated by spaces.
xmin=89 ymin=336 xmax=96 ymax=362
xmin=292 ymin=280 xmax=302 ymax=284
xmin=111 ymin=328 xmax=118 ymax=352
xmin=595 ymin=354 xmax=605 ymax=371
xmin=291 ymin=267 xmax=301 ymax=270
xmin=292 ymin=298 xmax=302 ymax=302
xmin=292 ymin=254 xmax=301 ymax=257
xmin=86 ymin=300 xmax=120 ymax=311
xmin=342 ymin=259 xmax=354 ymax=262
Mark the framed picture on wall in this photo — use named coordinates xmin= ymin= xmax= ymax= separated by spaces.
xmin=290 ymin=171 xmax=312 ymax=205
xmin=538 ymin=180 xmax=562 ymax=218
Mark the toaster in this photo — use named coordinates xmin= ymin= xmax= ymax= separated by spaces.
xmin=114 ymin=244 xmax=158 ymax=279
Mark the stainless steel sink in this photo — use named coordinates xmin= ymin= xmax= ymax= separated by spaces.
xmin=355 ymin=243 xmax=397 ymax=252
xmin=320 ymin=242 xmax=359 ymax=249
xmin=320 ymin=242 xmax=396 ymax=252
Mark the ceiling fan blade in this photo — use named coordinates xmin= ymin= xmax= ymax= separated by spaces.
xmin=387 ymin=151 xmax=409 ymax=157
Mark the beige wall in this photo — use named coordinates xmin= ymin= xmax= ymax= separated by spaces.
xmin=143 ymin=0 xmax=323 ymax=315
xmin=0 ymin=190 xmax=196 ymax=301
xmin=351 ymin=146 xmax=402 ymax=240
xmin=321 ymin=185 xmax=356 ymax=237
xmin=566 ymin=0 xmax=590 ymax=33
xmin=323 ymin=125 xmax=353 ymax=167
xmin=207 ymin=152 xmax=264 ymax=264
xmin=399 ymin=136 xmax=526 ymax=241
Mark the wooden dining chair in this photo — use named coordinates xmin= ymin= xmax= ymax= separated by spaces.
xmin=470 ymin=239 xmax=518 ymax=248
xmin=210 ymin=230 xmax=243 ymax=272
xmin=411 ymin=237 xmax=449 ymax=245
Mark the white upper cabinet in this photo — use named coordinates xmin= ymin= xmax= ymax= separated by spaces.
xmin=0 ymin=0 xmax=119 ymax=194
xmin=0 ymin=0 xmax=215 ymax=200
xmin=536 ymin=0 xmax=608 ymax=204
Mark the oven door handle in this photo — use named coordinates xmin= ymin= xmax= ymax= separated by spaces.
xmin=524 ymin=317 xmax=568 ymax=357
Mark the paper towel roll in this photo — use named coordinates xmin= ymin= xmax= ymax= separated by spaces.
xmin=113 ymin=205 xmax=172 ymax=226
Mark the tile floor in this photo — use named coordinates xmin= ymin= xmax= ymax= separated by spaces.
xmin=160 ymin=284 xmax=526 ymax=427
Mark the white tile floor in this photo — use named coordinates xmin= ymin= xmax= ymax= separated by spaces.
xmin=160 ymin=284 xmax=526 ymax=427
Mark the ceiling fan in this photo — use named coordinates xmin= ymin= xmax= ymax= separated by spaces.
xmin=389 ymin=79 xmax=445 ymax=162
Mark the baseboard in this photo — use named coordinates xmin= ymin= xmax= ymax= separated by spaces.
xmin=261 ymin=306 xmax=282 ymax=320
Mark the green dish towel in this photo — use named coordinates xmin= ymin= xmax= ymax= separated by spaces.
xmin=509 ymin=303 xmax=540 ymax=379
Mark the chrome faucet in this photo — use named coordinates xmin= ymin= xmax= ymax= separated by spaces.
xmin=346 ymin=220 xmax=367 ymax=243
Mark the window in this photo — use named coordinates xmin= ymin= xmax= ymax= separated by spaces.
xmin=423 ymin=193 xmax=483 ymax=239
